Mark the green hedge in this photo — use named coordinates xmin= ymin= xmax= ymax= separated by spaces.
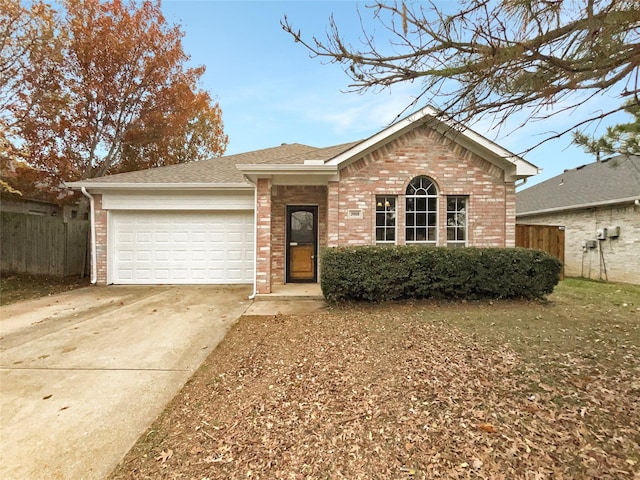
xmin=320 ymin=246 xmax=562 ymax=302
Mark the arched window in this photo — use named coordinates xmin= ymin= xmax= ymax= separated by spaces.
xmin=406 ymin=176 xmax=438 ymax=244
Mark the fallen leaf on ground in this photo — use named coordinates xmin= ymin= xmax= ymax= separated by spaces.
xmin=477 ymin=422 xmax=497 ymax=433
xmin=155 ymin=449 xmax=173 ymax=463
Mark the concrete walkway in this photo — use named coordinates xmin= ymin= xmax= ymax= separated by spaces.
xmin=244 ymin=283 xmax=328 ymax=316
xmin=0 ymin=285 xmax=251 ymax=480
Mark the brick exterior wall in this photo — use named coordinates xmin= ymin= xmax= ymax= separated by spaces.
xmin=255 ymin=178 xmax=272 ymax=294
xmin=253 ymin=125 xmax=517 ymax=292
xmin=93 ymin=194 xmax=108 ymax=285
xmin=91 ymin=125 xmax=519 ymax=288
xmin=328 ymin=125 xmax=514 ymax=248
xmin=517 ymin=203 xmax=640 ymax=284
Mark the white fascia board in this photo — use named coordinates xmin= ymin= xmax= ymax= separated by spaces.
xmin=435 ymin=121 xmax=539 ymax=178
xmin=235 ymin=164 xmax=338 ymax=173
xmin=517 ymin=196 xmax=640 ymax=217
xmin=64 ymin=182 xmax=252 ymax=192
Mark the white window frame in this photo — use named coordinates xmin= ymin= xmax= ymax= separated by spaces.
xmin=375 ymin=195 xmax=397 ymax=244
xmin=405 ymin=176 xmax=438 ymax=245
xmin=446 ymin=195 xmax=468 ymax=247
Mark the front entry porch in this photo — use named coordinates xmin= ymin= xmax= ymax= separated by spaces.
xmin=245 ymin=282 xmax=326 ymax=316
xmin=254 ymin=282 xmax=324 ymax=301
xmin=253 ymin=180 xmax=329 ymax=295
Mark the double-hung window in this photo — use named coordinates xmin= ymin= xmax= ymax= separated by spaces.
xmin=375 ymin=196 xmax=396 ymax=243
xmin=446 ymin=196 xmax=467 ymax=247
xmin=406 ymin=176 xmax=437 ymax=244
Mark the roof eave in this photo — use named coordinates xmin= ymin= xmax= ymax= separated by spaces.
xmin=64 ymin=181 xmax=252 ymax=191
xmin=426 ymin=116 xmax=539 ymax=180
xmin=517 ymin=196 xmax=640 ymax=217
xmin=235 ymin=163 xmax=338 ymax=173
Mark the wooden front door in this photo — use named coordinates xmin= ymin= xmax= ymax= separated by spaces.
xmin=286 ymin=206 xmax=318 ymax=283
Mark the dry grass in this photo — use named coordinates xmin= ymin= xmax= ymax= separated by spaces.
xmin=110 ymin=279 xmax=640 ymax=480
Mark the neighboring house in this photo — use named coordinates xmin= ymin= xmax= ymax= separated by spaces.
xmin=66 ymin=107 xmax=539 ymax=293
xmin=517 ymin=155 xmax=640 ymax=284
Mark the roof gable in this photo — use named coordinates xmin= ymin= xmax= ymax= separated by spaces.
xmin=325 ymin=106 xmax=539 ymax=181
xmin=517 ymin=155 xmax=640 ymax=215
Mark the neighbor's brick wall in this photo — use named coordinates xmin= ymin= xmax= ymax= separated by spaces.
xmin=329 ymin=125 xmax=514 ymax=248
xmin=93 ymin=194 xmax=108 ymax=285
xmin=517 ymin=204 xmax=640 ymax=284
xmin=270 ymin=185 xmax=328 ymax=286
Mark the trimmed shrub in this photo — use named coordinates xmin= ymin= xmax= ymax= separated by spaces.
xmin=320 ymin=246 xmax=562 ymax=302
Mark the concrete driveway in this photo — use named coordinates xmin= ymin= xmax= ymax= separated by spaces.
xmin=0 ymin=285 xmax=252 ymax=480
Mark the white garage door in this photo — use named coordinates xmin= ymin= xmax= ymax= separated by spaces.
xmin=110 ymin=211 xmax=254 ymax=284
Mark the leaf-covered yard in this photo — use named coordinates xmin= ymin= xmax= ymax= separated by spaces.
xmin=110 ymin=279 xmax=640 ymax=479
xmin=0 ymin=273 xmax=89 ymax=306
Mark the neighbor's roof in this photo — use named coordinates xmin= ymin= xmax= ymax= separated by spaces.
xmin=517 ymin=154 xmax=640 ymax=216
xmin=66 ymin=141 xmax=360 ymax=188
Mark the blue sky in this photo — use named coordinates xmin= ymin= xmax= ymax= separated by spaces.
xmin=161 ymin=0 xmax=627 ymax=187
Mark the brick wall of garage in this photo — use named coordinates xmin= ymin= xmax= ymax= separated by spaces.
xmin=327 ymin=125 xmax=516 ymax=248
xmin=93 ymin=194 xmax=108 ymax=285
xmin=517 ymin=203 xmax=640 ymax=284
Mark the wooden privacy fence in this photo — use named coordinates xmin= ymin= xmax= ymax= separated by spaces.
xmin=1 ymin=212 xmax=89 ymax=277
xmin=516 ymin=224 xmax=565 ymax=279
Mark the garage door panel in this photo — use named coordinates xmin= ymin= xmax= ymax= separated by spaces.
xmin=110 ymin=211 xmax=254 ymax=284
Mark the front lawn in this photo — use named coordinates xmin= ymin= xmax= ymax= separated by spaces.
xmin=110 ymin=279 xmax=640 ymax=479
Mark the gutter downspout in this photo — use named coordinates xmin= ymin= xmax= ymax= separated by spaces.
xmin=80 ymin=187 xmax=97 ymax=284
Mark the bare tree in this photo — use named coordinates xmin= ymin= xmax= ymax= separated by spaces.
xmin=282 ymin=0 xmax=640 ymax=151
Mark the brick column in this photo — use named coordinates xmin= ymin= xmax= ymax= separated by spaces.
xmin=93 ymin=194 xmax=108 ymax=285
xmin=327 ymin=181 xmax=340 ymax=247
xmin=255 ymin=178 xmax=272 ymax=294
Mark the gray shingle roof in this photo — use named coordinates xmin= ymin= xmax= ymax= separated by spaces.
xmin=77 ymin=141 xmax=361 ymax=185
xmin=517 ymin=155 xmax=640 ymax=215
